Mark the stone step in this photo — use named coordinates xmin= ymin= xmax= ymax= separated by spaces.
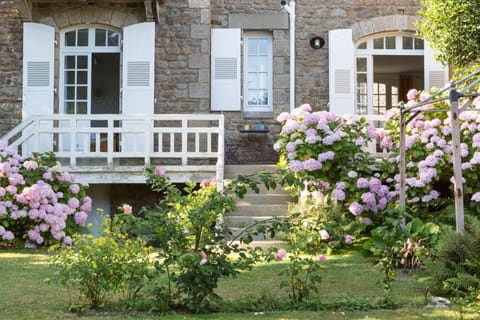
xmin=224 ymin=215 xmax=288 ymax=228
xmin=235 ymin=193 xmax=293 ymax=205
xmin=229 ymin=227 xmax=270 ymax=242
xmin=224 ymin=164 xmax=278 ymax=179
xmin=231 ymin=203 xmax=289 ymax=217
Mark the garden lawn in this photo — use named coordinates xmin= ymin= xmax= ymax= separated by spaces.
xmin=0 ymin=247 xmax=476 ymax=320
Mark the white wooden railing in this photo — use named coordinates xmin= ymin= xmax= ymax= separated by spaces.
xmin=1 ymin=114 xmax=225 ymax=186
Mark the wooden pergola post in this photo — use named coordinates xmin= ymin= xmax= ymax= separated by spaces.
xmin=449 ymin=84 xmax=465 ymax=234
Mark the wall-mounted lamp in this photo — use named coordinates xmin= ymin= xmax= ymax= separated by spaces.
xmin=310 ymin=37 xmax=325 ymax=49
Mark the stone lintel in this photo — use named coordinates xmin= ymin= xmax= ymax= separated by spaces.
xmin=228 ymin=13 xmax=288 ymax=30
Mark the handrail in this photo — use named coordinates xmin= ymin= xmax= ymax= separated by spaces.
xmin=2 ymin=114 xmax=225 ymax=188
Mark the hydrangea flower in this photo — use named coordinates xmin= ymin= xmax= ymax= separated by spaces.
xmin=319 ymin=229 xmax=330 ymax=240
xmin=274 ymin=248 xmax=287 ymax=262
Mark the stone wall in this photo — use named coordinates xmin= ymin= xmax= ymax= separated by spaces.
xmin=0 ymin=0 xmax=23 ymax=135
xmin=1 ymin=0 xmax=423 ymax=153
xmin=155 ymin=0 xmax=211 ymax=114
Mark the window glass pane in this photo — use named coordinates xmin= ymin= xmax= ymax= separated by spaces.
xmin=391 ymin=86 xmax=399 ymax=106
xmin=248 ymin=57 xmax=257 ymax=72
xmin=248 ymin=39 xmax=257 ymax=55
xmin=65 ymin=31 xmax=76 ymax=46
xmin=356 ymin=42 xmax=367 ymax=49
xmin=108 ymin=31 xmax=119 ymax=46
xmin=356 ymin=57 xmax=367 ymax=72
xmin=66 ymin=86 xmax=75 ymax=100
xmin=65 ymin=56 xmax=75 ymax=69
xmin=77 ymin=102 xmax=87 ymax=114
xmin=257 ymin=57 xmax=268 ymax=72
xmin=65 ymin=102 xmax=75 ymax=114
xmin=257 ymin=39 xmax=268 ymax=55
xmin=258 ymin=73 xmax=268 ymax=88
xmin=357 ymin=73 xmax=367 ymax=84
xmin=77 ymin=29 xmax=89 ymax=46
xmin=247 ymin=75 xmax=258 ymax=88
xmin=95 ymin=29 xmax=106 ymax=46
xmin=77 ymin=56 xmax=88 ymax=69
xmin=77 ymin=86 xmax=87 ymax=100
xmin=259 ymin=90 xmax=268 ymax=105
xmin=385 ymin=36 xmax=396 ymax=49
xmin=77 ymin=71 xmax=88 ymax=84
xmin=247 ymin=90 xmax=258 ymax=106
xmin=414 ymin=38 xmax=424 ymax=49
xmin=402 ymin=36 xmax=413 ymax=49
xmin=379 ymin=83 xmax=386 ymax=94
xmin=373 ymin=38 xmax=384 ymax=49
xmin=66 ymin=71 xmax=75 ymax=84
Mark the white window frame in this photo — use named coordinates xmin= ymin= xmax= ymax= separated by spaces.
xmin=243 ymin=31 xmax=273 ymax=112
xmin=59 ymin=27 xmax=121 ymax=115
xmin=354 ymin=33 xmax=424 ymax=116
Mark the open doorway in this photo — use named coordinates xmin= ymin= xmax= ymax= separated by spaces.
xmin=373 ymin=55 xmax=424 ymax=115
xmin=91 ymin=52 xmax=120 ymax=127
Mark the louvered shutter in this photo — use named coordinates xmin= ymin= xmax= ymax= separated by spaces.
xmin=328 ymin=29 xmax=355 ymax=116
xmin=424 ymin=41 xmax=449 ymax=91
xmin=122 ymin=22 xmax=155 ymax=115
xmin=121 ymin=22 xmax=155 ymax=152
xmin=23 ymin=22 xmax=54 ymax=120
xmin=211 ymin=29 xmax=241 ymax=111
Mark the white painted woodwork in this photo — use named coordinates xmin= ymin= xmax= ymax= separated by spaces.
xmin=1 ymin=114 xmax=225 ymax=190
xmin=23 ymin=22 xmax=55 ymax=152
xmin=424 ymin=41 xmax=449 ymax=91
xmin=211 ymin=28 xmax=241 ymax=111
xmin=122 ymin=22 xmax=156 ymax=152
xmin=328 ymin=29 xmax=355 ymax=116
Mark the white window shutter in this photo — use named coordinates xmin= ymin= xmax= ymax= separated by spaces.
xmin=424 ymin=41 xmax=449 ymax=92
xmin=122 ymin=22 xmax=155 ymax=115
xmin=211 ymin=28 xmax=241 ymax=111
xmin=23 ymin=22 xmax=54 ymax=120
xmin=328 ymin=29 xmax=355 ymax=116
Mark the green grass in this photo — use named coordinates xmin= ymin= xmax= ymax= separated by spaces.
xmin=0 ymin=247 xmax=477 ymax=320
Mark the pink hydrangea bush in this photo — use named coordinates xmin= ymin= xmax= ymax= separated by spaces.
xmin=379 ymin=88 xmax=480 ymax=214
xmin=0 ymin=143 xmax=91 ymax=247
xmin=275 ymin=104 xmax=394 ymax=239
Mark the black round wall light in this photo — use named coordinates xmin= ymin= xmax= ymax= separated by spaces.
xmin=310 ymin=36 xmax=325 ymax=49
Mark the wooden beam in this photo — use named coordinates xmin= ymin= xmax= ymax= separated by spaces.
xmin=14 ymin=0 xmax=32 ymax=21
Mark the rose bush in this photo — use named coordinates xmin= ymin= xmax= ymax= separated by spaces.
xmin=0 ymin=144 xmax=91 ymax=247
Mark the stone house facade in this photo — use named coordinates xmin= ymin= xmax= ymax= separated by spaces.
xmin=0 ymin=0 xmax=448 ymax=219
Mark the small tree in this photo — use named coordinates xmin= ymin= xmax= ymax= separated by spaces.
xmin=417 ymin=0 xmax=480 ymax=67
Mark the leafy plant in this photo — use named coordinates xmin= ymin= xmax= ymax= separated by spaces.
xmin=426 ymin=215 xmax=480 ymax=313
xmin=134 ymin=167 xmax=262 ymax=313
xmin=417 ymin=0 xmax=480 ymax=67
xmin=362 ymin=205 xmax=441 ymax=305
xmin=0 ymin=146 xmax=91 ymax=247
xmin=48 ymin=215 xmax=152 ymax=310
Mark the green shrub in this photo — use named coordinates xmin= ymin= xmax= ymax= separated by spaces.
xmin=426 ymin=215 xmax=480 ymax=310
xmin=136 ymin=167 xmax=262 ymax=313
xmin=48 ymin=217 xmax=152 ymax=310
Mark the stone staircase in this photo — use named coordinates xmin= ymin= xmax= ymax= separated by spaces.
xmin=224 ymin=165 xmax=294 ymax=248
